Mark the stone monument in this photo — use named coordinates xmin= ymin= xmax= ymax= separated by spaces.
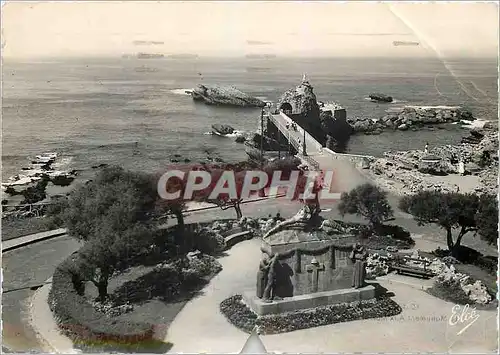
xmin=245 ymin=205 xmax=375 ymax=315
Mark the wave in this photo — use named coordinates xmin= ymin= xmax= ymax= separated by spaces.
xmin=170 ymin=88 xmax=193 ymax=96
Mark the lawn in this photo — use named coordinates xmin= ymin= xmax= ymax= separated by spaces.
xmin=1 ymin=216 xmax=53 ymax=241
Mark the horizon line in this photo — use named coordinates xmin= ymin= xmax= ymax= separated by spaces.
xmin=3 ymin=54 xmax=498 ymax=62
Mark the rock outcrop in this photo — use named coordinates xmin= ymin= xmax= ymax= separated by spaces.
xmin=191 ymin=84 xmax=266 ymax=107
xmin=367 ymin=130 xmax=498 ymax=196
xmin=369 ymin=93 xmax=393 ymax=103
xmin=348 ymin=106 xmax=475 ymax=134
xmin=211 ymin=124 xmax=235 ymax=135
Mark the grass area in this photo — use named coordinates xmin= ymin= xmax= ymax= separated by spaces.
xmin=1 ymin=216 xmax=53 ymax=241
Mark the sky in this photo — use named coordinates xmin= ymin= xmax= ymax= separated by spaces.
xmin=1 ymin=1 xmax=499 ymax=59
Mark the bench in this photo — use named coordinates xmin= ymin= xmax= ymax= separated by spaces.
xmin=224 ymin=230 xmax=252 ymax=249
xmin=390 ymin=257 xmax=435 ymax=279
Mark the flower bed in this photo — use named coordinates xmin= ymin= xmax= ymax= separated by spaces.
xmin=220 ymin=294 xmax=402 ymax=335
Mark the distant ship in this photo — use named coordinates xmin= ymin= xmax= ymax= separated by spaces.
xmin=245 ymin=54 xmax=277 ymax=59
xmin=136 ymin=52 xmax=165 ymax=59
xmin=133 ymin=40 xmax=164 ymax=46
xmin=166 ymin=54 xmax=199 ymax=59
xmin=393 ymin=41 xmax=420 ymax=46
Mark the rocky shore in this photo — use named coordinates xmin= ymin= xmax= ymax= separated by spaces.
xmin=363 ymin=128 xmax=498 ymax=196
xmin=348 ymin=106 xmax=475 ymax=134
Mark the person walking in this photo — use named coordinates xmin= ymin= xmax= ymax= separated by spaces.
xmin=424 ymin=142 xmax=429 ymax=154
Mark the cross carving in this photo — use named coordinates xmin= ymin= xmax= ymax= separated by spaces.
xmin=306 ymin=257 xmax=325 ymax=293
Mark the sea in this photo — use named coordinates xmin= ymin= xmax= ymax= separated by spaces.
xmin=2 ymin=57 xmax=497 ymax=180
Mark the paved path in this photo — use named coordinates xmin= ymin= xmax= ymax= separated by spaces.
xmin=2 ymin=228 xmax=67 ymax=252
xmin=164 ymin=238 xmax=498 ymax=353
xmin=2 ymin=236 xmax=82 ymax=352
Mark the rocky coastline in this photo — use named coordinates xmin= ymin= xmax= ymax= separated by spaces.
xmin=348 ymin=106 xmax=476 ymax=134
xmin=362 ymin=128 xmax=498 ymax=196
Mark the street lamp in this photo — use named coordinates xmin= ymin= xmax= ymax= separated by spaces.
xmin=302 ymin=127 xmax=307 ymax=156
xmin=260 ymin=108 xmax=264 ymax=168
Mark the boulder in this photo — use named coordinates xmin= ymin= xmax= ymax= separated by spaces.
xmin=191 ymin=84 xmax=266 ymax=107
xmin=397 ymin=123 xmax=408 ymax=131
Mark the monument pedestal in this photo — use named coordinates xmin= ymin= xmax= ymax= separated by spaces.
xmin=243 ymin=285 xmax=375 ymax=316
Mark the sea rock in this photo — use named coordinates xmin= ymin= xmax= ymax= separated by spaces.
xmin=212 ymin=124 xmax=235 ymax=135
xmin=191 ymin=84 xmax=265 ymax=107
xmin=235 ymin=135 xmax=246 ymax=143
xmin=369 ymin=93 xmax=393 ymax=103
xmin=350 ymin=106 xmax=474 ymax=134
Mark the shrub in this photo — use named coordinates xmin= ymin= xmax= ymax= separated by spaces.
xmin=473 ymin=255 xmax=497 ymax=276
xmin=450 ymin=245 xmax=482 ymax=263
xmin=338 ymin=183 xmax=393 ymax=228
xmin=193 ymin=228 xmax=226 ymax=255
xmin=373 ymin=224 xmax=414 ymax=245
xmin=185 ymin=254 xmax=223 ymax=279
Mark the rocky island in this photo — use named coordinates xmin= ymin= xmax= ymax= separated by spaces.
xmin=191 ymin=84 xmax=266 ymax=107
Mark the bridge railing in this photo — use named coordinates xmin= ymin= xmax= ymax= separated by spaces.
xmin=268 ymin=113 xmax=321 ymax=170
xmin=268 ymin=114 xmax=300 ymax=152
xmin=279 ymin=112 xmax=323 ymax=151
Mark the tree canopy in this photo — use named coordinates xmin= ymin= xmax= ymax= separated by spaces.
xmin=338 ymin=183 xmax=393 ymax=228
xmin=399 ymin=191 xmax=498 ymax=250
xmin=61 ymin=166 xmax=159 ymax=300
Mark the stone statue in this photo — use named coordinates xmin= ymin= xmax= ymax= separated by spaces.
xmin=256 ymin=250 xmax=279 ymax=301
xmin=262 ymin=203 xmax=322 ymax=241
xmin=256 ymin=254 xmax=271 ymax=298
xmin=262 ymin=254 xmax=279 ymax=301
xmin=350 ymin=243 xmax=368 ymax=289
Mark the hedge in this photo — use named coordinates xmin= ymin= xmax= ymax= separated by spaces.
xmin=48 ymin=256 xmax=158 ymax=351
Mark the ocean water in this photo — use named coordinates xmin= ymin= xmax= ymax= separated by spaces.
xmin=2 ymin=57 xmax=497 ymax=179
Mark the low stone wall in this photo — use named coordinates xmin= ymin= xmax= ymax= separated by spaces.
xmin=322 ymin=148 xmax=375 ymax=167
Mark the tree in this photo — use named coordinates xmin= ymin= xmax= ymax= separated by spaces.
xmin=475 ymin=193 xmax=498 ymax=246
xmin=338 ymin=183 xmax=393 ymax=228
xmin=62 ymin=166 xmax=158 ymax=300
xmin=78 ymin=223 xmax=155 ymax=301
xmin=399 ymin=191 xmax=482 ymax=251
xmin=192 ymin=164 xmax=247 ymax=219
xmin=155 ymin=171 xmax=187 ymax=231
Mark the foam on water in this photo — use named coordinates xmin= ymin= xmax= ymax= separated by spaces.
xmin=452 ymin=119 xmax=490 ymax=129
xmin=170 ymin=88 xmax=193 ymax=95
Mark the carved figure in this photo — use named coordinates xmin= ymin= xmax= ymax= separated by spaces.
xmin=350 ymin=243 xmax=368 ymax=289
